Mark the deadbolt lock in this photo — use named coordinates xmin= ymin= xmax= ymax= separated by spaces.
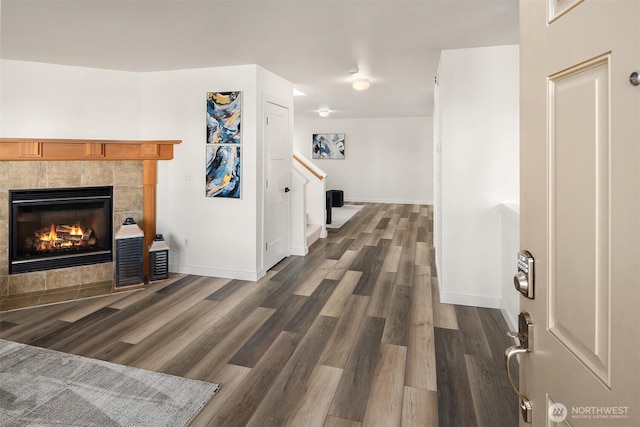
xmin=514 ymin=250 xmax=535 ymax=299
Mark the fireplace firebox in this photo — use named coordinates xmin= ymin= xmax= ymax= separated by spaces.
xmin=9 ymin=186 xmax=113 ymax=274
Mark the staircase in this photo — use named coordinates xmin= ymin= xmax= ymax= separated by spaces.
xmin=306 ymin=218 xmax=323 ymax=247
xmin=290 ymin=150 xmax=327 ymax=255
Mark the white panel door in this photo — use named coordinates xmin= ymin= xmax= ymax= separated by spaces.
xmin=518 ymin=0 xmax=639 ymax=425
xmin=263 ymin=101 xmax=290 ymax=271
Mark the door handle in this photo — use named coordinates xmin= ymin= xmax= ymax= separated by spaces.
xmin=505 ymin=346 xmax=533 ymax=423
xmin=505 ymin=312 xmax=534 ymax=423
xmin=284 ymin=187 xmax=291 ymax=193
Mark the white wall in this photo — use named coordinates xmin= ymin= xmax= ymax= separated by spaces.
xmin=141 ymin=65 xmax=293 ymax=280
xmin=0 ymin=60 xmax=141 ymax=138
xmin=293 ymin=117 xmax=433 ymax=204
xmin=434 ymin=45 xmax=520 ymax=310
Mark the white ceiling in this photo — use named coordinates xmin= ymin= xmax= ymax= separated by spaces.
xmin=0 ymin=0 xmax=519 ymax=120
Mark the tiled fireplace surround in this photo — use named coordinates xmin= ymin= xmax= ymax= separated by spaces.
xmin=0 ymin=160 xmax=144 ymax=309
xmin=0 ymin=137 xmax=179 ymax=311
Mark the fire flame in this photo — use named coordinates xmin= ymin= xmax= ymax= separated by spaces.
xmin=47 ymin=224 xmax=57 ymax=241
xmin=36 ymin=224 xmax=85 ymax=251
xmin=70 ymin=225 xmax=83 ymax=236
xmin=34 ymin=224 xmax=58 ymax=251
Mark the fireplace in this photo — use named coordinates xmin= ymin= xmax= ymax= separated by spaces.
xmin=9 ymin=186 xmax=113 ymax=274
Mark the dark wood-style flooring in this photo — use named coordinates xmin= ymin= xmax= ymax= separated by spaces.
xmin=0 ymin=203 xmax=518 ymax=426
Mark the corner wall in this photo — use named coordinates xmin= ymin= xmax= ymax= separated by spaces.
xmin=293 ymin=117 xmax=433 ymax=204
xmin=140 ymin=65 xmax=293 ymax=280
xmin=434 ymin=45 xmax=520 ymax=312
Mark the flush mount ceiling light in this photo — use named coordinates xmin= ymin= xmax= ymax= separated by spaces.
xmin=318 ymin=109 xmax=330 ymax=117
xmin=349 ymin=66 xmax=370 ymax=91
xmin=352 ymin=79 xmax=370 ymax=91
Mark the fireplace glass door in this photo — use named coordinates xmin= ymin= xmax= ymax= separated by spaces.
xmin=9 ymin=186 xmax=113 ymax=274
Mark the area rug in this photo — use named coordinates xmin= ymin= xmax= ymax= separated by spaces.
xmin=0 ymin=339 xmax=219 ymax=427
xmin=327 ymin=204 xmax=364 ymax=229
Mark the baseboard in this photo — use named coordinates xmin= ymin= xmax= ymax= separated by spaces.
xmin=170 ymin=263 xmax=262 ymax=281
xmin=344 ymin=198 xmax=433 ymax=205
xmin=500 ymin=303 xmax=518 ymax=332
xmin=290 ymin=245 xmax=308 ymax=256
xmin=439 ymin=292 xmax=501 ymax=309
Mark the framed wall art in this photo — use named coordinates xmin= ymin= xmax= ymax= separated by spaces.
xmin=312 ymin=133 xmax=345 ymax=159
xmin=205 ymin=145 xmax=241 ymax=198
xmin=206 ymin=91 xmax=242 ymax=198
xmin=206 ymin=91 xmax=242 ymax=144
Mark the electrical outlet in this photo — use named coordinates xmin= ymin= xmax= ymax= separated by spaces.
xmin=184 ymin=173 xmax=192 ymax=181
xmin=184 ymin=238 xmax=189 ymax=248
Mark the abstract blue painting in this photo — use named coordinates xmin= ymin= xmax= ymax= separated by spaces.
xmin=206 ymin=145 xmax=241 ymax=198
xmin=206 ymin=91 xmax=242 ymax=144
xmin=312 ymin=133 xmax=345 ymax=159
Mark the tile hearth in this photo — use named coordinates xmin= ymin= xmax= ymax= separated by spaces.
xmin=0 ymin=280 xmax=114 ymax=312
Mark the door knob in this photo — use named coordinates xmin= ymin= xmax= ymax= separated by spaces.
xmin=513 ymin=271 xmax=529 ymax=294
xmin=630 ymin=71 xmax=639 ymax=86
xmin=284 ymin=187 xmax=291 ymax=193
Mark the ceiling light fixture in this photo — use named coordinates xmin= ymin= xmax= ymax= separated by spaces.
xmin=349 ymin=66 xmax=370 ymax=91
xmin=318 ymin=109 xmax=330 ymax=118
xmin=352 ymin=78 xmax=370 ymax=91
